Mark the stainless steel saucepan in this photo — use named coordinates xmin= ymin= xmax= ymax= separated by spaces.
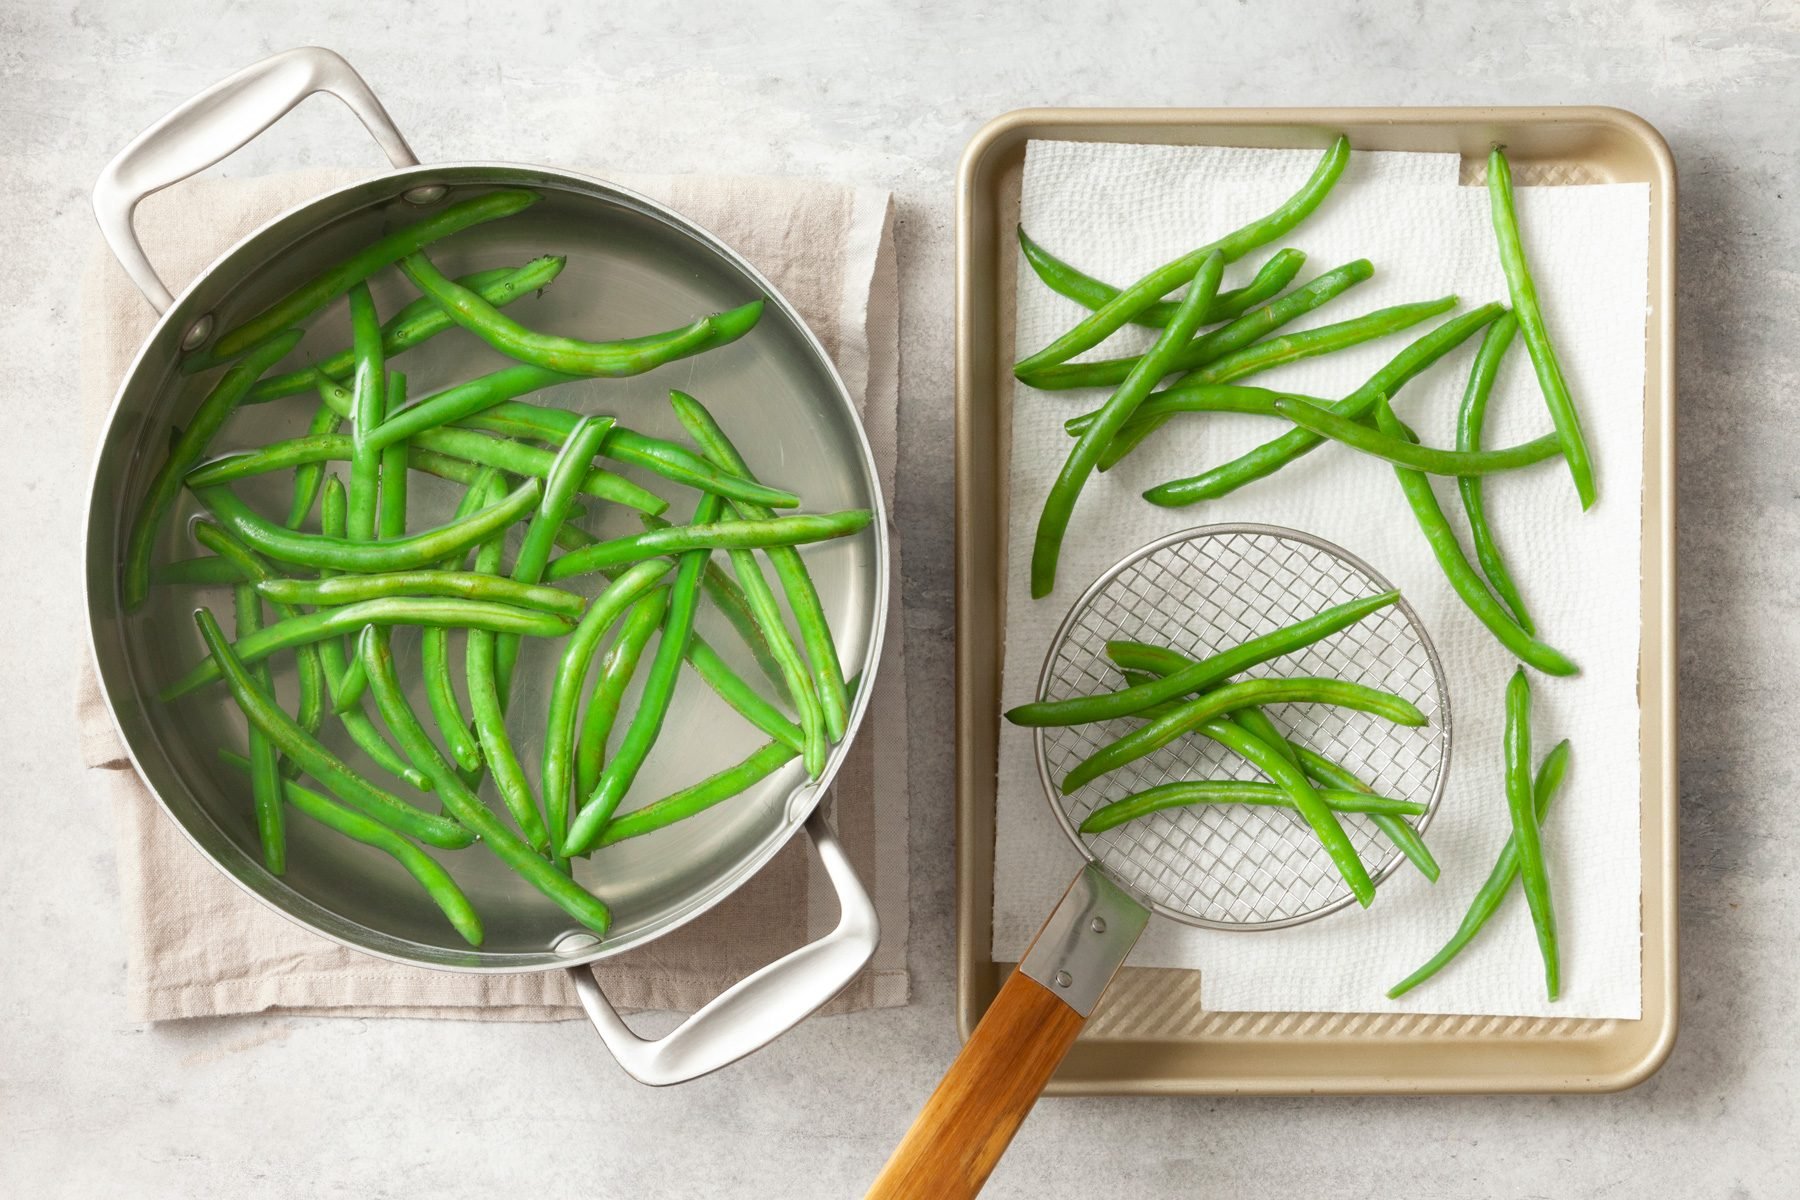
xmin=84 ymin=47 xmax=888 ymax=1084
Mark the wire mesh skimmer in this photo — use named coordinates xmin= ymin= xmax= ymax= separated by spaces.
xmin=1036 ymin=521 xmax=1451 ymax=929
xmin=870 ymin=524 xmax=1450 ymax=1198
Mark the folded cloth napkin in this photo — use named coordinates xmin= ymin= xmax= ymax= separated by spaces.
xmin=994 ymin=141 xmax=1648 ymax=1018
xmin=77 ymin=168 xmax=908 ymax=1022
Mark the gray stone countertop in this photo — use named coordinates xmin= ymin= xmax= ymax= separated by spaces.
xmin=1 ymin=1 xmax=1793 ymax=1195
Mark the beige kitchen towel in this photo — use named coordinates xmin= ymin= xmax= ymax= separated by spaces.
xmin=77 ymin=168 xmax=908 ymax=1022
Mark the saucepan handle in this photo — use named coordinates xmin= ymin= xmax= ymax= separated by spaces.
xmin=865 ymin=864 xmax=1152 ymax=1199
xmin=569 ymin=807 xmax=879 ymax=1086
xmin=91 ymin=46 xmax=418 ymax=320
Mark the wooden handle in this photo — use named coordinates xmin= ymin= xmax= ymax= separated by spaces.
xmin=865 ymin=966 xmax=1085 ymax=1199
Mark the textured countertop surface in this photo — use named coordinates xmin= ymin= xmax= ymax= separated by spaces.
xmin=2 ymin=1 xmax=1794 ymax=1196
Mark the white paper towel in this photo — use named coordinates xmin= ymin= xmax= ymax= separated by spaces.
xmin=994 ymin=140 xmax=1649 ymax=1018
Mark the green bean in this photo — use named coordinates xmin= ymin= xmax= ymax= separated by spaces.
xmin=1060 ymin=676 xmax=1427 ymax=794
xmin=247 ymin=257 xmax=568 ymax=402
xmin=470 ymin=404 xmax=798 ymax=507
xmin=232 ymin=584 xmax=286 ymax=874
xmin=1033 ymin=253 xmax=1224 ymax=598
xmin=642 ymin=514 xmax=789 ymax=700
xmin=408 ymin=423 xmax=660 ymax=515
xmin=544 ymin=510 xmax=873 ymax=582
xmin=593 ymin=740 xmax=797 ymax=848
xmin=1108 ymin=651 xmax=1164 ymax=679
xmin=670 ymin=389 xmax=853 ymax=741
xmin=680 ymin=639 xmax=805 ymax=753
xmin=378 ymin=373 xmax=409 ymax=539
xmin=559 ymin=522 xmax=807 ymax=755
xmin=400 ymin=250 xmax=764 ymax=377
xmin=1225 ymin=704 xmax=1324 ymax=837
xmin=596 ymin=429 xmax=799 ymax=508
xmin=1504 ymin=668 xmax=1559 ymax=999
xmin=1372 ymin=401 xmax=1578 ymax=676
xmin=1065 ymin=312 xmax=1457 ymax=441
xmin=1097 ymin=296 xmax=1459 ymax=471
xmin=1143 ymin=302 xmax=1505 ymax=506
xmin=1017 ymin=231 xmax=1306 ymax=330
xmin=495 ymin=416 xmax=616 ymax=699
xmin=260 ymin=571 xmax=583 ymax=615
xmin=1091 ymin=625 xmax=1309 ymax=695
xmin=590 ymin=677 xmax=860 ymax=849
xmin=310 ymin=374 xmax=667 ymax=514
xmin=1078 ymin=781 xmax=1425 ymax=834
xmin=313 ymin=477 xmax=434 ymax=792
xmin=446 ymin=471 xmax=543 ymax=846
xmin=205 ymin=189 xmax=540 ymax=360
xmin=359 ymin=362 xmax=576 ymax=443
xmin=542 ymin=560 xmax=676 ymax=852
xmin=1488 ymin=148 xmax=1594 ymax=509
xmin=161 ymin=595 xmax=576 ymax=701
xmin=421 ymin=628 xmax=479 ymax=776
xmin=1094 ymin=297 xmax=1454 ymax=433
xmin=1268 ymin=395 xmax=1562 ymax=474
xmin=515 ymin=419 xmax=617 ymax=584
xmin=345 ymin=284 xmax=385 ymax=542
xmin=412 ymin=469 xmax=495 ymax=776
xmin=1387 ymin=739 xmax=1569 ymax=998
xmin=194 ymin=477 xmax=543 ymax=574
xmin=331 ymin=654 xmax=370 ymax=716
xmin=218 ymin=749 xmax=483 ymax=946
xmin=566 ymin=495 xmax=722 ymax=854
xmin=576 ymin=588 xmax=668 ymax=798
xmin=188 ymin=433 xmax=356 ymax=482
xmin=1115 ymin=669 xmax=1167 ymax=704
xmin=729 ymin=547 xmax=827 ymax=778
xmin=122 ymin=328 xmax=302 ymax=610
xmin=1197 ymin=716 xmax=1373 ymax=906
xmin=287 ymin=400 xmax=342 ymax=528
xmin=1029 ymin=232 xmax=1310 ymax=329
xmin=1019 ymin=258 xmax=1373 ymax=392
xmin=1007 ymin=590 xmax=1399 ymax=727
xmin=1456 ymin=313 xmax=1536 ymax=632
xmin=1066 ymin=384 xmax=1330 ymax=437
xmin=1288 ymin=744 xmax=1440 ymax=884
xmin=1117 ymin=657 xmax=1440 ymax=880
xmin=1014 ymin=136 xmax=1349 ymax=375
xmin=153 ymin=556 xmax=248 ymax=586
xmin=364 ymin=377 xmax=799 ymax=511
xmin=421 ymin=467 xmax=500 ymax=770
xmin=190 ymin=421 xmax=668 ymax=518
xmin=189 ymin=522 xmax=323 ymax=737
xmin=192 ymin=608 xmax=470 ymax=848
xmin=486 ymin=395 xmax=795 ymax=500
xmin=357 ymin=624 xmax=613 ymax=934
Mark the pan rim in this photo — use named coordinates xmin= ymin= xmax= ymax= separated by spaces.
xmin=82 ymin=159 xmax=890 ymax=974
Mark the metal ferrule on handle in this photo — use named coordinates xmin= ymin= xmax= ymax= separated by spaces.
xmin=1016 ymin=864 xmax=1151 ymax=1017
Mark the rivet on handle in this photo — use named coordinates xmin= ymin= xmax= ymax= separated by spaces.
xmin=181 ymin=314 xmax=215 ymax=351
xmin=553 ymin=931 xmax=602 ymax=956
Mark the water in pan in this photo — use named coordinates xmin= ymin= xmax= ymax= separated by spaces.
xmin=113 ymin=181 xmax=882 ymax=959
xmin=1036 ymin=528 xmax=1447 ymax=929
